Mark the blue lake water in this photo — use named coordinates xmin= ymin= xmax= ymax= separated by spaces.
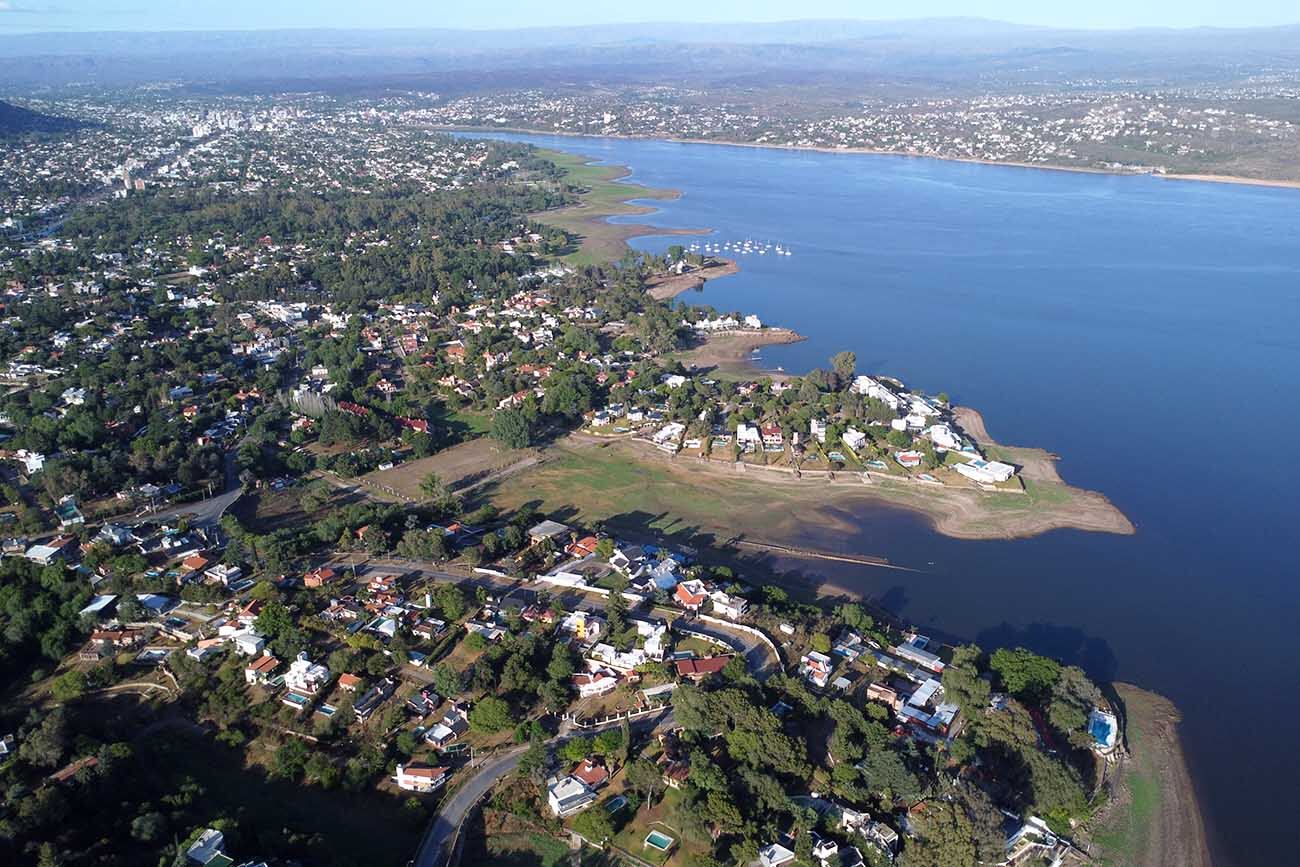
xmin=462 ymin=131 xmax=1300 ymax=865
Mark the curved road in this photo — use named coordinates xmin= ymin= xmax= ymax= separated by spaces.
xmin=412 ymin=708 xmax=674 ymax=867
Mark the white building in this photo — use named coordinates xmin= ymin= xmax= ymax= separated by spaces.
xmin=547 ymin=775 xmax=597 ymax=816
xmin=709 ymin=590 xmax=749 ymax=620
xmin=842 ymin=427 xmax=868 ymax=451
xmin=284 ymin=652 xmax=331 ymax=695
xmin=954 ymin=458 xmax=1016 ymax=484
xmin=394 ymin=763 xmax=449 ymax=793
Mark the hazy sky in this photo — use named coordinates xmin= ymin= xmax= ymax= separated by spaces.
xmin=0 ymin=0 xmax=1296 ymax=33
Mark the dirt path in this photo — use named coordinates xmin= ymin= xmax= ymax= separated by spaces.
xmin=1085 ymin=684 xmax=1211 ymax=867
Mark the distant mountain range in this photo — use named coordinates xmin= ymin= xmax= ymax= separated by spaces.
xmin=0 ymin=99 xmax=86 ymax=137
xmin=0 ymin=18 xmax=1297 ymax=92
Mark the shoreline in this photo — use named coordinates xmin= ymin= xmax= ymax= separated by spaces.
xmin=448 ymin=124 xmax=1300 ymax=192
xmin=646 ymin=257 xmax=741 ymax=300
xmin=1084 ymin=683 xmax=1212 ymax=867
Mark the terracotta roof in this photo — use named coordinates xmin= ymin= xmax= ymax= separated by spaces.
xmin=674 ymin=655 xmax=733 ymax=678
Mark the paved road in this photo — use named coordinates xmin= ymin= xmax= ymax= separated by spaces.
xmin=411 ymin=708 xmax=675 ymax=867
xmin=131 ymin=445 xmax=244 ymax=528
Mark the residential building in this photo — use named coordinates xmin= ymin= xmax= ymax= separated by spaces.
xmin=546 ymin=775 xmax=597 ymax=817
xmin=394 ymin=763 xmax=449 ymax=793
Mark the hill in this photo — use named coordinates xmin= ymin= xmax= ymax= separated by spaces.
xmin=0 ymin=99 xmax=85 ymax=137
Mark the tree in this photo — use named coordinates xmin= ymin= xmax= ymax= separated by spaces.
xmin=625 ymin=758 xmax=666 ymax=810
xmin=117 ymin=592 xmax=145 ymax=623
xmin=572 ymin=806 xmax=616 ymax=844
xmin=546 ymin=642 xmax=576 ymax=682
xmin=271 ymin=737 xmax=310 ymax=780
xmin=1048 ymin=666 xmax=1101 ymax=735
xmin=830 ymin=350 xmax=857 ymax=384
xmin=560 ymin=736 xmax=593 ymax=764
xmin=432 ymin=663 xmax=463 ymax=699
xmin=941 ymin=645 xmax=991 ymax=722
xmin=989 ymin=647 xmax=1061 ymax=702
xmin=490 ymin=408 xmax=531 ymax=449
xmin=130 ymin=811 xmax=168 ymax=842
xmin=469 ymin=696 xmax=512 ymax=733
xmin=902 ymin=800 xmax=975 ymax=867
xmin=809 ymin=633 xmax=832 ymax=654
xmin=51 ymin=668 xmax=87 ymax=702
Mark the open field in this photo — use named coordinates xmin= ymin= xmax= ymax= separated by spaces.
xmin=363 ymin=437 xmax=538 ymax=499
xmin=533 ymin=148 xmax=704 ymax=265
xmin=475 ymin=431 xmax=1130 ymax=577
xmin=1084 ymin=684 xmax=1211 ymax=867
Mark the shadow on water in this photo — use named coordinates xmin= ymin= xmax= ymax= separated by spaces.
xmin=975 ymin=621 xmax=1119 ymax=683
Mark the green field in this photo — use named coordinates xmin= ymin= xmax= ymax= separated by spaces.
xmin=534 ymin=148 xmax=683 ymax=266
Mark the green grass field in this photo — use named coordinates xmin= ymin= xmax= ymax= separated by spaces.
xmin=534 ymin=148 xmax=681 ymax=265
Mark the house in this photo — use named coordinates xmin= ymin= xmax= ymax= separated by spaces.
xmin=186 ymin=637 xmax=225 ymax=662
xmin=180 ymin=553 xmax=211 ymax=575
xmin=303 ymin=566 xmax=338 ymax=588
xmin=97 ymin=523 xmax=134 ymax=547
xmin=528 ymin=519 xmax=571 ymax=545
xmin=800 ymin=651 xmax=834 ymax=689
xmin=866 ymin=682 xmax=903 ymax=712
xmin=675 ymin=655 xmax=733 ymax=682
xmin=546 ymin=775 xmax=597 ymax=817
xmin=338 ymin=673 xmax=363 ymax=692
xmin=284 ymin=652 xmax=331 ymax=695
xmin=412 ymin=617 xmax=447 ymax=641
xmin=232 ymin=632 xmax=265 ymax=657
xmin=709 ymin=590 xmax=748 ymax=620
xmin=674 ymin=579 xmax=708 ymax=611
xmin=204 ymin=564 xmax=242 ymax=586
xmin=394 ymin=762 xmax=449 ymax=793
xmin=558 ymin=610 xmax=604 ymax=643
xmin=571 ymin=758 xmax=609 ymax=789
xmin=244 ymin=654 xmax=280 ymax=685
xmin=760 ymin=423 xmax=784 ymax=450
xmin=759 ymin=842 xmax=797 ymax=867
xmin=842 ymin=427 xmax=868 ymax=451
xmin=185 ymin=828 xmax=228 ymax=865
xmin=954 ymin=458 xmax=1016 ymax=484
xmin=25 ymin=535 xmax=77 ymax=566
xmin=810 ymin=418 xmax=827 ymax=443
xmin=894 ymin=450 xmax=923 ymax=468
xmin=566 ymin=535 xmax=601 ymax=559
xmin=426 ymin=706 xmax=470 ymax=747
xmin=89 ymin=627 xmax=144 ymax=648
xmin=736 ymin=423 xmax=761 ymax=452
xmin=572 ymin=669 xmax=619 ymax=698
xmin=925 ymin=423 xmax=962 ymax=451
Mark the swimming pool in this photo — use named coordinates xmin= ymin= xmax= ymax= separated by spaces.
xmin=604 ymin=795 xmax=627 ymax=814
xmin=644 ymin=830 xmax=674 ymax=852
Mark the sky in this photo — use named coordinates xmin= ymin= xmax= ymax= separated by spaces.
xmin=0 ymin=0 xmax=1296 ymax=34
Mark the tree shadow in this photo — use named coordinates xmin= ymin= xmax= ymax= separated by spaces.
xmin=974 ymin=621 xmax=1119 ymax=682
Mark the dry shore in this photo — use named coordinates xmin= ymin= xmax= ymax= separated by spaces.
xmin=1083 ymin=684 xmax=1212 ymax=867
xmin=646 ymin=258 xmax=741 ymax=300
xmin=675 ymin=327 xmax=804 ymax=377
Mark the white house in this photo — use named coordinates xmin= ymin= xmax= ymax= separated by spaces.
xmin=204 ymin=564 xmax=242 ymax=586
xmin=232 ymin=632 xmax=266 ymax=657
xmin=284 ymin=652 xmax=331 ymax=695
xmin=954 ymin=458 xmax=1016 ymax=484
xmin=572 ymin=668 xmax=619 ymax=698
xmin=736 ymin=423 xmax=761 ymax=452
xmin=810 ymin=418 xmax=827 ymax=443
xmin=394 ymin=763 xmax=449 ymax=793
xmin=842 ymin=427 xmax=868 ymax=451
xmin=759 ymin=842 xmax=796 ymax=867
xmin=709 ymin=590 xmax=749 ymax=620
xmin=925 ymin=423 xmax=962 ymax=451
xmin=547 ymin=775 xmax=597 ymax=817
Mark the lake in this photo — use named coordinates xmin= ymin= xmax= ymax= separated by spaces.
xmin=463 ymin=131 xmax=1300 ymax=866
